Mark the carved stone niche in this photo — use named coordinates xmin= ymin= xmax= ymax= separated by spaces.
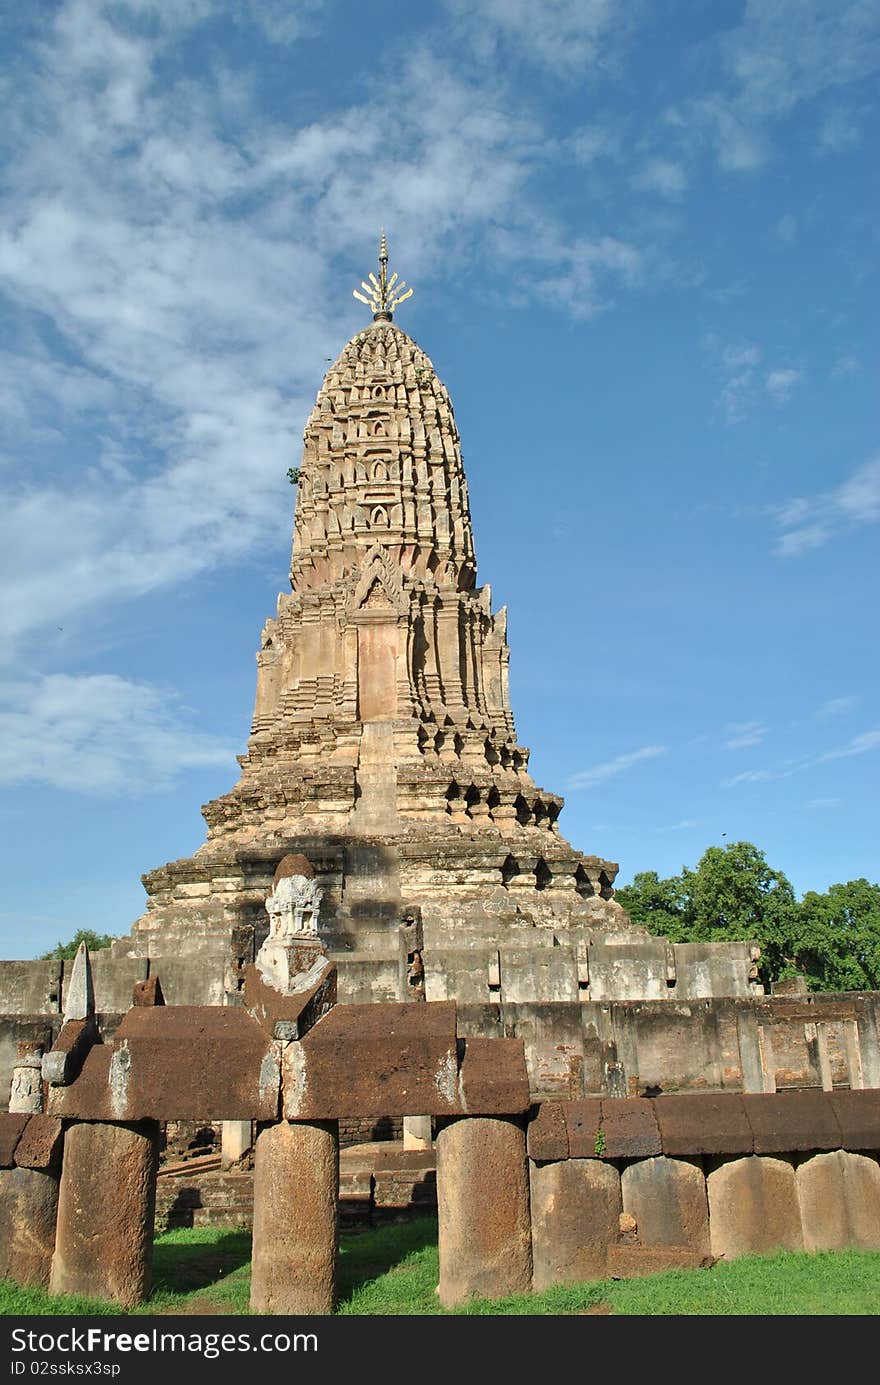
xmin=257 ymin=853 xmax=326 ymax=995
xmin=265 ymin=854 xmax=323 ymax=941
xmin=9 ymin=1041 xmax=44 ymax=1114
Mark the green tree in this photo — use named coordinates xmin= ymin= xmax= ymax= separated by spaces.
xmin=788 ymin=880 xmax=880 ymax=992
xmin=616 ymin=842 xmax=880 ymax=992
xmin=39 ymin=928 xmax=115 ymax=961
xmin=682 ymin=841 xmax=798 ymax=980
xmin=615 ymin=869 xmax=691 ymax=942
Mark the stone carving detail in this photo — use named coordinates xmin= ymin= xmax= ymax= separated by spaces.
xmin=266 ymin=872 xmax=323 ymax=942
xmin=9 ymin=1043 xmax=44 ymax=1113
xmin=407 ymin=949 xmax=426 ymax=1002
xmin=255 ymin=853 xmax=329 ymax=995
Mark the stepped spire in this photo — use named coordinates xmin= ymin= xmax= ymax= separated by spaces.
xmin=352 ymin=230 xmax=413 ymax=321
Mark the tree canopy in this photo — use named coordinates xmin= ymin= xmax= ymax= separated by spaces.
xmin=39 ymin=928 xmax=116 ymax=961
xmin=616 ymin=842 xmax=880 ymax=993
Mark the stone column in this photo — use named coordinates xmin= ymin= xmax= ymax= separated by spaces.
xmin=402 ymin=1116 xmax=432 ymax=1150
xmin=250 ymin=1119 xmax=339 ymax=1315
xmin=436 ymin=1116 xmax=532 ymax=1307
xmin=221 ymin=1120 xmax=252 ymax=1169
xmin=0 ymin=1167 xmax=59 ymax=1289
xmin=50 ymin=1121 xmax=159 ymax=1308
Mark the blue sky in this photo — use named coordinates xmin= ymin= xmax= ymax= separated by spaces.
xmin=0 ymin=0 xmax=877 ymax=960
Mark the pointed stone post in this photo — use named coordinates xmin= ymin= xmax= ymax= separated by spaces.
xmin=44 ymin=944 xmax=160 ymax=1308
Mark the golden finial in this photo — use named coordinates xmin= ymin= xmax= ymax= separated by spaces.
xmin=353 ymin=230 xmax=413 ymax=321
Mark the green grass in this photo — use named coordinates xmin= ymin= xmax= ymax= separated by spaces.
xmin=2 ymin=1220 xmax=879 ymax=1316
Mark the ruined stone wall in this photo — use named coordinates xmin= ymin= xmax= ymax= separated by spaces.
xmin=525 ymin=1090 xmax=880 ymax=1284
xmin=2 ymin=961 xmax=878 ymax=1110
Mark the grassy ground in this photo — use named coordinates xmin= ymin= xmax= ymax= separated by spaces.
xmin=2 ymin=1219 xmax=879 ymax=1315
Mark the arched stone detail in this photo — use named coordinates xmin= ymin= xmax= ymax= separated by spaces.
xmin=349 ymin=547 xmax=406 ymax=617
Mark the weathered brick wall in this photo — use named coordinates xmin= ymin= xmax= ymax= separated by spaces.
xmin=156 ymin=1172 xmax=254 ymax=1232
xmin=154 ymin=1145 xmax=438 ymax=1233
xmin=338 ymin=1115 xmax=403 ymax=1147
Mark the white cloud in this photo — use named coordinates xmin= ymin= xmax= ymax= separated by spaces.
xmin=488 ymin=219 xmax=642 ymax=319
xmin=0 ymin=674 xmax=236 ymax=794
xmin=570 ymin=125 xmax=623 ymax=165
xmin=723 ymin=721 xmax=768 ymax=750
xmin=701 ymin=343 xmax=806 ymax=424
xmin=816 ymin=729 xmax=880 ymax=763
xmin=688 ymin=97 xmax=769 ymax=172
xmin=657 ymin=818 xmax=698 ymax=832
xmin=671 ymin=2 xmax=880 ymax=174
xmin=774 ymin=455 xmax=880 ymax=556
xmin=723 ymin=767 xmax=785 ymax=788
xmin=776 ymin=523 xmax=833 ymax=558
xmin=817 ymin=696 xmax=858 ymax=719
xmin=765 ymin=367 xmax=802 ymax=403
xmin=632 ymin=158 xmax=687 ymax=199
xmin=0 ymin=3 xmax=652 ymax=664
xmin=569 ymin=745 xmax=666 ymax=790
xmin=807 ymin=798 xmax=842 ymax=809
xmin=831 ymin=354 xmax=861 ymax=378
xmin=702 ymin=337 xmax=763 ymax=423
xmin=775 ymin=214 xmax=798 ymax=242
xmin=819 ymin=107 xmax=862 ymax=153
xmin=443 ymin=0 xmax=634 ymax=75
xmin=723 ymin=726 xmax=880 ymax=789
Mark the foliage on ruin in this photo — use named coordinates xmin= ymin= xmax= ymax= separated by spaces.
xmin=39 ymin=928 xmax=116 ymax=961
xmin=616 ymin=841 xmax=880 ymax=992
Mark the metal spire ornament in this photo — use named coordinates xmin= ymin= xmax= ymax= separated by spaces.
xmin=352 ymin=231 xmax=413 ymax=321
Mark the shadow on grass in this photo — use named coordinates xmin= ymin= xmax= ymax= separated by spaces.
xmin=152 ymin=1230 xmax=253 ymax=1296
xmin=337 ymin=1216 xmax=438 ymax=1305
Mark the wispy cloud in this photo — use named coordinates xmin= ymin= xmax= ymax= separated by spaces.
xmin=817 ymin=696 xmax=858 ymax=719
xmin=656 ymin=818 xmax=698 ymax=832
xmin=443 ymin=0 xmax=635 ymax=76
xmin=0 ymin=1 xmax=653 ymax=668
xmin=723 ymin=721 xmax=768 ymax=750
xmin=775 ymin=214 xmax=798 ymax=242
xmin=488 ymin=219 xmax=642 ymax=319
xmin=773 ymin=455 xmax=880 ymax=556
xmin=831 ymin=354 xmax=861 ymax=378
xmin=569 ymin=124 xmax=623 ymax=165
xmin=632 ymin=158 xmax=687 ymax=199
xmin=702 ymin=338 xmax=804 ymax=423
xmin=569 ymin=745 xmax=666 ymax=789
xmin=723 ymin=767 xmax=790 ymax=788
xmin=807 ymin=797 xmax=842 ymax=809
xmin=659 ymin=2 xmax=880 ymax=179
xmin=702 ymin=337 xmax=761 ymax=423
xmin=765 ymin=367 xmax=802 ymax=403
xmin=819 ymin=107 xmax=862 ymax=153
xmin=0 ymin=674 xmax=236 ymax=794
xmin=723 ymin=727 xmax=880 ymax=788
xmin=815 ymin=729 xmax=880 ymax=763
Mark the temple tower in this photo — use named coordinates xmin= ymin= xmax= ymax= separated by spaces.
xmin=209 ymin=235 xmax=558 ymax=846
xmin=117 ymin=239 xmax=759 ymax=1097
